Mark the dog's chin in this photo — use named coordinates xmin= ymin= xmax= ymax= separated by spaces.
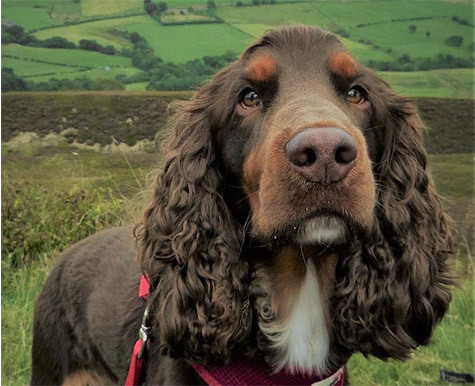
xmin=296 ymin=216 xmax=347 ymax=246
xmin=257 ymin=214 xmax=358 ymax=249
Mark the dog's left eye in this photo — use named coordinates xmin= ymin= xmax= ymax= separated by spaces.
xmin=347 ymin=86 xmax=367 ymax=104
xmin=240 ymin=88 xmax=262 ymax=109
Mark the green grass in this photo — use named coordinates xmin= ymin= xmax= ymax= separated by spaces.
xmin=1 ymin=6 xmax=60 ymax=30
xmin=1 ymin=140 xmax=473 ymax=384
xmin=429 ymin=153 xmax=474 ymax=198
xmin=380 ymin=68 xmax=475 ymax=99
xmin=2 ymin=0 xmax=83 ymax=30
xmin=351 ymin=19 xmax=474 ymax=60
xmin=33 ymin=15 xmax=146 ymax=48
xmin=1 ymin=57 xmax=80 ymax=77
xmin=217 ymin=2 xmax=330 ymax=26
xmin=347 ymin=278 xmax=474 ymax=385
xmin=125 ymin=82 xmax=148 ymax=90
xmin=315 ymin=1 xmax=474 ymax=28
xmin=2 ymin=44 xmax=132 ymax=68
xmin=81 ymin=0 xmax=143 ymax=17
xmin=121 ymin=16 xmax=252 ymax=62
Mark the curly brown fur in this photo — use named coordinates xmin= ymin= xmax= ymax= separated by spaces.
xmin=330 ymin=90 xmax=453 ymax=363
xmin=135 ymin=77 xmax=252 ymax=364
xmin=32 ymin=25 xmax=453 ymax=384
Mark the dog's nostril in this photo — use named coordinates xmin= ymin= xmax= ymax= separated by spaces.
xmin=335 ymin=145 xmax=357 ymax=164
xmin=286 ymin=143 xmax=317 ymax=167
xmin=302 ymin=148 xmax=317 ymax=166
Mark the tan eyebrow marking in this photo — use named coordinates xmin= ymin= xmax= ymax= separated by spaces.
xmin=328 ymin=51 xmax=356 ymax=77
xmin=246 ymin=54 xmax=276 ymax=82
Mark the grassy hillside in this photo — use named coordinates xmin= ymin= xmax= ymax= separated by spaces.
xmin=121 ymin=17 xmax=252 ymax=62
xmin=2 ymin=44 xmax=132 ymax=67
xmin=81 ymin=0 xmax=143 ymax=17
xmin=380 ymin=68 xmax=474 ymax=99
xmin=33 ymin=16 xmax=145 ymax=48
xmin=2 ymin=0 xmax=474 ymax=94
xmin=2 ymin=0 xmax=83 ymax=30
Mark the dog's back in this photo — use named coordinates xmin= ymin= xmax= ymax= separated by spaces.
xmin=31 ymin=226 xmax=141 ymax=384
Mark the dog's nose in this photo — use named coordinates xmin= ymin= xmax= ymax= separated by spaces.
xmin=285 ymin=127 xmax=357 ymax=184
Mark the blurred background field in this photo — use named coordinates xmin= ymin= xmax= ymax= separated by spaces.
xmin=1 ymin=0 xmax=474 ymax=384
xmin=2 ymin=0 xmax=474 ymax=94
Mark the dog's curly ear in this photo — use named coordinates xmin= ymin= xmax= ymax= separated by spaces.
xmin=332 ymin=81 xmax=453 ymax=360
xmin=137 ymin=69 xmax=251 ymax=364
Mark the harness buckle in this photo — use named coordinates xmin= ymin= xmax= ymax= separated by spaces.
xmin=138 ymin=307 xmax=151 ymax=359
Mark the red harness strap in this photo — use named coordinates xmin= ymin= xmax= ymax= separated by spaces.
xmin=126 ymin=276 xmax=345 ymax=386
xmin=125 ymin=275 xmax=150 ymax=386
xmin=191 ymin=361 xmax=345 ymax=386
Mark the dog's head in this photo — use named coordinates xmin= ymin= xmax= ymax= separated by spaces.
xmin=138 ymin=26 xmax=453 ymax=373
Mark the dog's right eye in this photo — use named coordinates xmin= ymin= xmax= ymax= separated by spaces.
xmin=240 ymin=88 xmax=262 ymax=109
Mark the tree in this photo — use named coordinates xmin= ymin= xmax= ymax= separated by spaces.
xmin=446 ymin=35 xmax=463 ymax=47
xmin=207 ymin=0 xmax=216 ymax=8
xmin=236 ymin=1 xmax=243 ymax=6
xmin=1 ymin=32 xmax=14 ymax=44
xmin=42 ymin=36 xmax=75 ymax=49
xmin=426 ymin=31 xmax=431 ymax=38
xmin=157 ymin=1 xmax=168 ymax=13
xmin=130 ymin=32 xmax=141 ymax=44
xmin=102 ymin=45 xmax=116 ymax=55
xmin=2 ymin=68 xmax=27 ymax=91
xmin=252 ymin=0 xmax=260 ymax=5
xmin=2 ymin=23 xmax=24 ymax=40
xmin=397 ymin=53 xmax=411 ymax=64
xmin=409 ymin=25 xmax=416 ymax=33
xmin=145 ymin=2 xmax=157 ymax=14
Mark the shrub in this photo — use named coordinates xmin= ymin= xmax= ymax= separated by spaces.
xmin=446 ymin=35 xmax=464 ymax=47
xmin=1 ymin=68 xmax=27 ymax=92
xmin=1 ymin=181 xmax=123 ymax=267
xmin=42 ymin=36 xmax=75 ymax=49
xmin=157 ymin=1 xmax=168 ymax=13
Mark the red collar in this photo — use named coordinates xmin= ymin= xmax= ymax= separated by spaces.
xmin=126 ymin=276 xmax=345 ymax=386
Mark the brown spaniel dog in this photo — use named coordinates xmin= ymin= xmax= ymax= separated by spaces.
xmin=32 ymin=25 xmax=453 ymax=385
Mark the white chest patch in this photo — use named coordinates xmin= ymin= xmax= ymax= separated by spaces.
xmin=264 ymin=260 xmax=330 ymax=374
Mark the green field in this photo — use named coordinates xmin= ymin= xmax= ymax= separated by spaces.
xmin=1 ymin=6 xmax=61 ymax=30
xmin=2 ymin=0 xmax=474 ymax=96
xmin=33 ymin=15 xmax=146 ymax=48
xmin=1 ymin=57 xmax=82 ymax=77
xmin=121 ymin=17 xmax=252 ymax=62
xmin=2 ymin=0 xmax=83 ymax=30
xmin=351 ymin=19 xmax=474 ymax=59
xmin=2 ymin=44 xmax=132 ymax=68
xmin=81 ymin=0 xmax=143 ymax=17
xmin=380 ymin=68 xmax=474 ymax=99
xmin=125 ymin=82 xmax=148 ymax=90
